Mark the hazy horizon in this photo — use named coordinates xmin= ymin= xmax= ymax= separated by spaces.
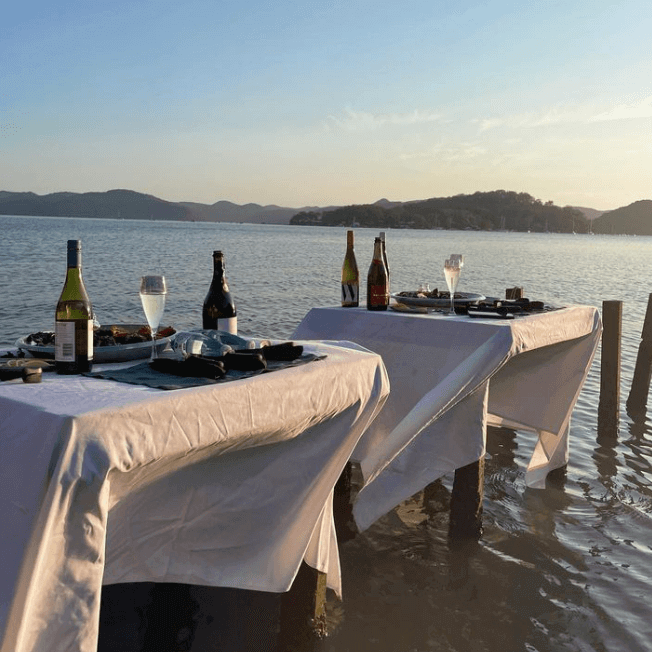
xmin=3 ymin=1 xmax=651 ymax=212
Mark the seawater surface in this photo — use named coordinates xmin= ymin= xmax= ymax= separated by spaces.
xmin=1 ymin=215 xmax=651 ymax=652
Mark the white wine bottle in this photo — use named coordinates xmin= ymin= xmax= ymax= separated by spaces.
xmin=55 ymin=239 xmax=94 ymax=374
xmin=366 ymin=237 xmax=389 ymax=311
xmin=202 ymin=250 xmax=237 ymax=333
xmin=341 ymin=230 xmax=359 ymax=307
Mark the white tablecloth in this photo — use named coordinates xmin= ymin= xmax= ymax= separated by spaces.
xmin=0 ymin=342 xmax=388 ymax=652
xmin=292 ymin=305 xmax=601 ymax=531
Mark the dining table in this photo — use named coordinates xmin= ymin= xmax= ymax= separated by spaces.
xmin=292 ymin=303 xmax=602 ymax=532
xmin=0 ymin=340 xmax=389 ymax=652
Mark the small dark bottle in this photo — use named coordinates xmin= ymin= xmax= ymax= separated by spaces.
xmin=55 ymin=239 xmax=94 ymax=374
xmin=202 ymin=251 xmax=237 ymax=333
xmin=366 ymin=237 xmax=389 ymax=311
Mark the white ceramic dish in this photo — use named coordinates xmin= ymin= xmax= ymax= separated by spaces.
xmin=15 ymin=324 xmax=176 ymax=363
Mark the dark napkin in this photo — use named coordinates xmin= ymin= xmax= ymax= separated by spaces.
xmin=467 ymin=298 xmax=560 ymax=319
xmin=84 ymin=350 xmax=326 ymax=390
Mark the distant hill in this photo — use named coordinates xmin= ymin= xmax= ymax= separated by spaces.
xmin=592 ymin=200 xmax=652 ymax=235
xmin=0 ymin=190 xmax=336 ymax=225
xmin=177 ymin=200 xmax=339 ymax=224
xmin=0 ymin=189 xmax=190 ymax=221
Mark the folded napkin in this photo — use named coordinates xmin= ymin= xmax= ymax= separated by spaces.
xmin=85 ymin=344 xmax=324 ymax=390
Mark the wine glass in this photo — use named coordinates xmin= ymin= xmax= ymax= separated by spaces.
xmin=443 ymin=255 xmax=464 ymax=315
xmin=139 ymin=275 xmax=167 ymax=360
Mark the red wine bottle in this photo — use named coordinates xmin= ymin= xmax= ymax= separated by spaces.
xmin=366 ymin=237 xmax=389 ymax=311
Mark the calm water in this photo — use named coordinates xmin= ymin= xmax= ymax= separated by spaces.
xmin=1 ymin=216 xmax=651 ymax=652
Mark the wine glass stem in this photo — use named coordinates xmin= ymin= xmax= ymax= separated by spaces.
xmin=448 ymin=280 xmax=457 ymax=314
xmin=150 ymin=327 xmax=158 ymax=359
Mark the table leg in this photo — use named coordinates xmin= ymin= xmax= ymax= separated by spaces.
xmin=333 ymin=461 xmax=360 ymax=542
xmin=188 ymin=585 xmax=281 ymax=652
xmin=98 ymin=583 xmax=155 ymax=652
xmin=278 ymin=561 xmax=328 ymax=649
xmin=449 ymin=457 xmax=485 ymax=540
xmin=142 ymin=583 xmax=196 ymax=651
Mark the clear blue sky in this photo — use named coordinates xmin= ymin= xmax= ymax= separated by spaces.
xmin=2 ymin=0 xmax=650 ymax=209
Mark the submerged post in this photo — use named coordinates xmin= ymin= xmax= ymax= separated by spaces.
xmin=448 ymin=457 xmax=484 ymax=540
xmin=278 ymin=562 xmax=328 ymax=647
xmin=333 ymin=461 xmax=359 ymax=543
xmin=598 ymin=300 xmax=622 ymax=431
xmin=627 ymin=294 xmax=652 ymax=416
xmin=505 ymin=287 xmax=524 ymax=300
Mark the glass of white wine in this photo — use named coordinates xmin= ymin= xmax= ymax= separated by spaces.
xmin=139 ymin=275 xmax=167 ymax=360
xmin=443 ymin=255 xmax=464 ymax=315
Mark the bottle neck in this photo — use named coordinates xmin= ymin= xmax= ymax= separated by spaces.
xmin=212 ymin=263 xmax=227 ymax=289
xmin=212 ymin=252 xmax=226 ymax=278
xmin=67 ymin=247 xmax=81 ymax=269
xmin=373 ymin=240 xmax=383 ymax=261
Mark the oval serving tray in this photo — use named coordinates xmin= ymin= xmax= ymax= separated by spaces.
xmin=15 ymin=324 xmax=176 ymax=363
xmin=391 ymin=292 xmax=485 ymax=308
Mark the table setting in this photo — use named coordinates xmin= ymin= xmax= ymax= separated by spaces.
xmin=0 ymin=264 xmax=391 ymax=652
xmin=389 ymin=253 xmax=559 ymax=319
xmin=297 ymin=249 xmax=603 ymax=533
xmin=4 ymin=270 xmax=322 ymax=390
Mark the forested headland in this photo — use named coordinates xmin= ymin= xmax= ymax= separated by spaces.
xmin=290 ymin=191 xmax=590 ymax=233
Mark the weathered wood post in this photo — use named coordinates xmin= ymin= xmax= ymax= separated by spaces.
xmin=598 ymin=300 xmax=622 ymax=431
xmin=626 ymin=294 xmax=652 ymax=417
xmin=448 ymin=457 xmax=484 ymax=540
xmin=278 ymin=562 xmax=328 ymax=648
xmin=506 ymin=287 xmax=524 ymax=300
xmin=333 ymin=461 xmax=358 ymax=543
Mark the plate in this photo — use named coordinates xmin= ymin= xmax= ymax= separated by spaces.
xmin=391 ymin=292 xmax=485 ymax=308
xmin=15 ymin=324 xmax=177 ymax=363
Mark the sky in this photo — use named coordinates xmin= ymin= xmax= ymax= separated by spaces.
xmin=2 ymin=0 xmax=651 ymax=210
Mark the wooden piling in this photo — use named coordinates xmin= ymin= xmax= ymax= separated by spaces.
xmin=598 ymin=300 xmax=622 ymax=430
xmin=333 ymin=461 xmax=359 ymax=543
xmin=278 ymin=562 xmax=328 ymax=648
xmin=626 ymin=294 xmax=652 ymax=416
xmin=506 ymin=287 xmax=524 ymax=300
xmin=448 ymin=457 xmax=484 ymax=540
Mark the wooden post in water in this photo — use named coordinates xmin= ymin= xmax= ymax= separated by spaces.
xmin=448 ymin=457 xmax=484 ymax=540
xmin=506 ymin=287 xmax=524 ymax=300
xmin=598 ymin=300 xmax=622 ymax=430
xmin=626 ymin=294 xmax=652 ymax=417
xmin=278 ymin=562 xmax=328 ymax=648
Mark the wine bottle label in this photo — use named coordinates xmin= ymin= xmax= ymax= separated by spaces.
xmin=342 ymin=284 xmax=359 ymax=305
xmin=55 ymin=321 xmax=93 ymax=362
xmin=87 ymin=321 xmax=94 ymax=361
xmin=55 ymin=321 xmax=75 ymax=361
xmin=217 ymin=317 xmax=237 ymax=335
xmin=368 ymin=285 xmax=388 ymax=305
